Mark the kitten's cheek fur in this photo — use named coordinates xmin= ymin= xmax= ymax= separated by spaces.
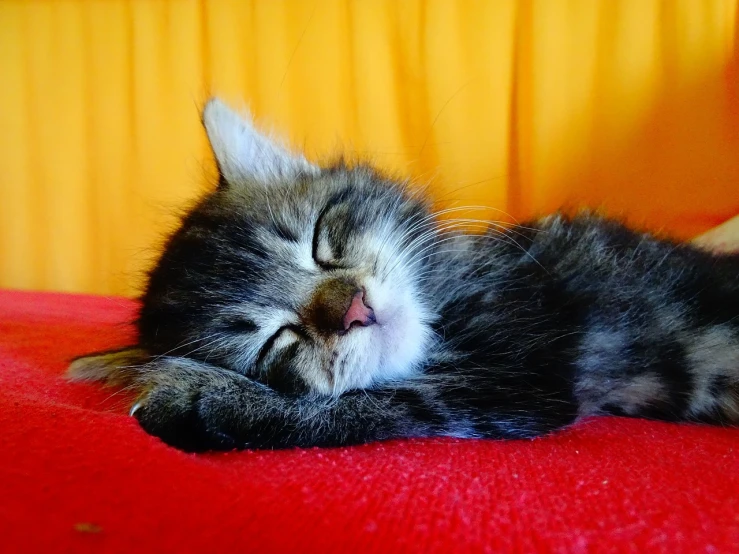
xmin=363 ymin=276 xmax=433 ymax=384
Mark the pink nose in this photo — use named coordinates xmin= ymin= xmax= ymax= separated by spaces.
xmin=343 ymin=291 xmax=376 ymax=331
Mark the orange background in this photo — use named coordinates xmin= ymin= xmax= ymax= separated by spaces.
xmin=1 ymin=0 xmax=738 ymax=296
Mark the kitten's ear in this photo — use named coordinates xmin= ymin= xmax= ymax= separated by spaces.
xmin=202 ymin=98 xmax=319 ymax=186
xmin=67 ymin=347 xmax=150 ymax=387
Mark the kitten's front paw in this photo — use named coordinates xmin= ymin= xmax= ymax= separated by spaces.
xmin=131 ymin=374 xmax=279 ymax=452
xmin=131 ymin=386 xmax=236 ymax=452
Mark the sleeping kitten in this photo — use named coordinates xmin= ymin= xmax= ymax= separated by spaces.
xmin=68 ymin=99 xmax=739 ymax=452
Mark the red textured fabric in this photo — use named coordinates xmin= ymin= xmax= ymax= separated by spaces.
xmin=2 ymin=290 xmax=739 ymax=553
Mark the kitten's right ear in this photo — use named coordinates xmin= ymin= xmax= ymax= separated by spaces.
xmin=202 ymin=98 xmax=319 ymax=186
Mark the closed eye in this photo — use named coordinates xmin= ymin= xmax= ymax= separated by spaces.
xmin=255 ymin=324 xmax=308 ymax=367
xmin=312 ymin=199 xmax=346 ymax=270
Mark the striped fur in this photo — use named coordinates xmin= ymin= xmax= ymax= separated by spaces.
xmin=68 ymin=99 xmax=739 ymax=451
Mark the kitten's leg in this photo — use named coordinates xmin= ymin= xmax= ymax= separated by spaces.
xmin=572 ymin=250 xmax=739 ymax=425
xmin=70 ymin=351 xmax=446 ymax=451
xmin=69 ymin=351 xmax=568 ymax=451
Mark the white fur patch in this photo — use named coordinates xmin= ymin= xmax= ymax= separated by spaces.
xmin=362 ymin=274 xmax=432 ymax=384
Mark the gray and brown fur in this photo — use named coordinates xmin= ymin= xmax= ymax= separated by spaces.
xmin=69 ymin=99 xmax=739 ymax=451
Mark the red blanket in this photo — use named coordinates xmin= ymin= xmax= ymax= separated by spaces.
xmin=2 ymin=289 xmax=738 ymax=553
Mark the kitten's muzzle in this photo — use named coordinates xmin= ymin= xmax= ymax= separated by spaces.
xmin=304 ymin=279 xmax=376 ymax=335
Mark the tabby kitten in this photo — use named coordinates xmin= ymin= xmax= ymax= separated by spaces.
xmin=69 ymin=99 xmax=739 ymax=452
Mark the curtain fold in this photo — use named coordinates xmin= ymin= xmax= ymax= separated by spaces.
xmin=1 ymin=0 xmax=737 ymax=296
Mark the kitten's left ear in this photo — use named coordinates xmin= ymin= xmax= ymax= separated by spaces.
xmin=202 ymin=98 xmax=319 ymax=186
xmin=67 ymin=347 xmax=150 ymax=387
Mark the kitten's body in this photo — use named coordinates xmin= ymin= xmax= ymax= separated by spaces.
xmin=69 ymin=99 xmax=739 ymax=451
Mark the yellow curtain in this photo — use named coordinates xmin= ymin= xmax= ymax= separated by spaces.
xmin=1 ymin=0 xmax=738 ymax=296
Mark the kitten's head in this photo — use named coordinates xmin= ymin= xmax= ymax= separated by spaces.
xmin=138 ymin=99 xmax=440 ymax=395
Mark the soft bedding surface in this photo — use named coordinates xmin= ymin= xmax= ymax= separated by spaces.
xmin=1 ymin=289 xmax=739 ymax=553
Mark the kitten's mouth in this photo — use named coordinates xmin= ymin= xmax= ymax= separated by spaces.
xmin=338 ymin=318 xmax=378 ymax=336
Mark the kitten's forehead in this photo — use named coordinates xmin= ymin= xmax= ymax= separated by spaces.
xmin=205 ymin=168 xmax=412 ymax=319
xmin=219 ymin=165 xmax=395 ymax=235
